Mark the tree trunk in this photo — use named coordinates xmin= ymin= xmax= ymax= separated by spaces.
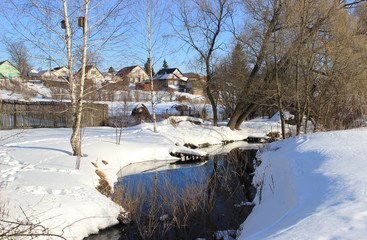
xmin=70 ymin=106 xmax=82 ymax=156
xmin=228 ymin=1 xmax=329 ymax=131
xmin=227 ymin=12 xmax=277 ymax=130
xmin=68 ymin=0 xmax=89 ymax=156
xmin=234 ymin=103 xmax=257 ymax=130
xmin=279 ymin=108 xmax=286 ymax=139
xmin=227 ymin=102 xmax=245 ymax=130
xmin=206 ymin=83 xmax=218 ymax=126
xmin=147 ymin=0 xmax=157 ymax=133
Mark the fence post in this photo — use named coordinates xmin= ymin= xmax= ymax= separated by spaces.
xmin=104 ymin=104 xmax=109 ymax=126
xmin=13 ymin=102 xmax=17 ymax=128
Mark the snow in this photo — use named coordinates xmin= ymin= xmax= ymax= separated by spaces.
xmin=2 ymin=81 xmax=367 ymax=239
xmin=3 ymin=111 xmax=367 ymax=239
xmin=0 ymin=118 xmax=255 ymax=239
xmin=238 ymin=129 xmax=367 ymax=239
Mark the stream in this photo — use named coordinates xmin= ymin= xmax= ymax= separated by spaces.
xmin=86 ymin=142 xmax=260 ymax=240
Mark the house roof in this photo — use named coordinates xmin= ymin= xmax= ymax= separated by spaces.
xmin=0 ymin=60 xmax=12 ymax=66
xmin=37 ymin=70 xmax=49 ymax=76
xmin=52 ymin=66 xmax=67 ymax=72
xmin=28 ymin=69 xmax=39 ymax=74
xmin=116 ymin=65 xmax=146 ymax=77
xmin=153 ymin=73 xmax=188 ymax=81
xmin=154 ymin=68 xmax=188 ymax=82
xmin=75 ymin=65 xmax=103 ymax=77
xmin=0 ymin=60 xmax=20 ymax=72
xmin=154 ymin=74 xmax=172 ymax=80
xmin=157 ymin=68 xmax=182 ymax=75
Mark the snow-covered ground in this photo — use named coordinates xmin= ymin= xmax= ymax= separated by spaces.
xmin=239 ymin=128 xmax=367 ymax=239
xmin=2 ymin=81 xmax=367 ymax=239
xmin=0 ymin=117 xmax=255 ymax=239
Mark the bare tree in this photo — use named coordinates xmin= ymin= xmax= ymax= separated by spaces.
xmin=3 ymin=0 xmax=129 ymax=156
xmin=270 ymin=0 xmax=367 ymax=133
xmin=4 ymin=40 xmax=32 ymax=81
xmin=133 ymin=0 xmax=170 ymax=133
xmin=307 ymin=1 xmax=367 ymax=131
xmin=173 ymin=0 xmax=233 ymax=126
xmin=227 ymin=0 xmax=282 ymax=130
xmin=226 ymin=0 xmax=367 ymax=132
xmin=215 ymin=42 xmax=250 ymax=119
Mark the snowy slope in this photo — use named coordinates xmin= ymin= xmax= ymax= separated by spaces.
xmin=0 ymin=118 xmax=256 ymax=239
xmin=239 ymin=128 xmax=367 ymax=239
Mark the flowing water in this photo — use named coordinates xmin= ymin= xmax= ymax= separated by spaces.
xmin=86 ymin=144 xmax=259 ymax=240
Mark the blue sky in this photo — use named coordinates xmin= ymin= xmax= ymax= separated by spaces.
xmin=0 ymin=0 xmax=239 ymax=75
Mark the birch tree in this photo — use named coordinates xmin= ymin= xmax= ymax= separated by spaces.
xmin=3 ymin=0 xmax=129 ymax=156
xmin=133 ymin=0 xmax=169 ymax=133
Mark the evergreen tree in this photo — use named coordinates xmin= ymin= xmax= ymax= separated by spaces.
xmin=108 ymin=66 xmax=115 ymax=73
xmin=144 ymin=58 xmax=155 ymax=76
xmin=229 ymin=42 xmax=247 ymax=83
xmin=216 ymin=42 xmax=249 ymax=118
xmin=162 ymin=59 xmax=168 ymax=69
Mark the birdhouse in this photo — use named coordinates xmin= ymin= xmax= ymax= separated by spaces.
xmin=78 ymin=17 xmax=85 ymax=28
xmin=61 ymin=20 xmax=66 ymax=29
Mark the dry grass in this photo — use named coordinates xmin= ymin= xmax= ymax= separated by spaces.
xmin=169 ymin=117 xmax=178 ymax=127
xmin=0 ymin=186 xmax=66 ymax=239
xmin=112 ymin=169 xmax=209 ymax=239
xmin=95 ymin=169 xmax=106 ymax=178
xmin=95 ymin=169 xmax=112 ymax=198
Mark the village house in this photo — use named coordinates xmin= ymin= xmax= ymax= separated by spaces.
xmin=184 ymin=73 xmax=206 ymax=95
xmin=0 ymin=60 xmax=20 ymax=80
xmin=153 ymin=68 xmax=188 ymax=92
xmin=27 ymin=69 xmax=39 ymax=78
xmin=103 ymin=72 xmax=116 ymax=81
xmin=113 ymin=65 xmax=149 ymax=85
xmin=75 ymin=65 xmax=104 ymax=85
xmin=37 ymin=66 xmax=68 ymax=80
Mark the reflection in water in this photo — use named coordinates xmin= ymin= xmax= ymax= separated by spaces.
xmin=86 ymin=148 xmax=258 ymax=240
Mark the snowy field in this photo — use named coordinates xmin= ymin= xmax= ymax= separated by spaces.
xmin=0 ymin=117 xmax=254 ymax=239
xmin=2 ymin=82 xmax=367 ymax=239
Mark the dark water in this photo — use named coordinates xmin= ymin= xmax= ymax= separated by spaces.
xmin=86 ymin=148 xmax=258 ymax=240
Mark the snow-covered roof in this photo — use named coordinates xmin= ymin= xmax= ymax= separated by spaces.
xmin=154 ymin=73 xmax=188 ymax=81
xmin=28 ymin=69 xmax=39 ymax=74
xmin=168 ymin=85 xmax=180 ymax=89
xmin=154 ymin=74 xmax=172 ymax=80
xmin=37 ymin=70 xmax=49 ymax=76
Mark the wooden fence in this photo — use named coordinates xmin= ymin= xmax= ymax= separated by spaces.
xmin=0 ymin=100 xmax=109 ymax=129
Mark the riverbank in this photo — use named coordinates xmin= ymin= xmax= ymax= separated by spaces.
xmin=1 ymin=116 xmax=277 ymax=239
xmin=239 ymin=128 xmax=367 ymax=239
